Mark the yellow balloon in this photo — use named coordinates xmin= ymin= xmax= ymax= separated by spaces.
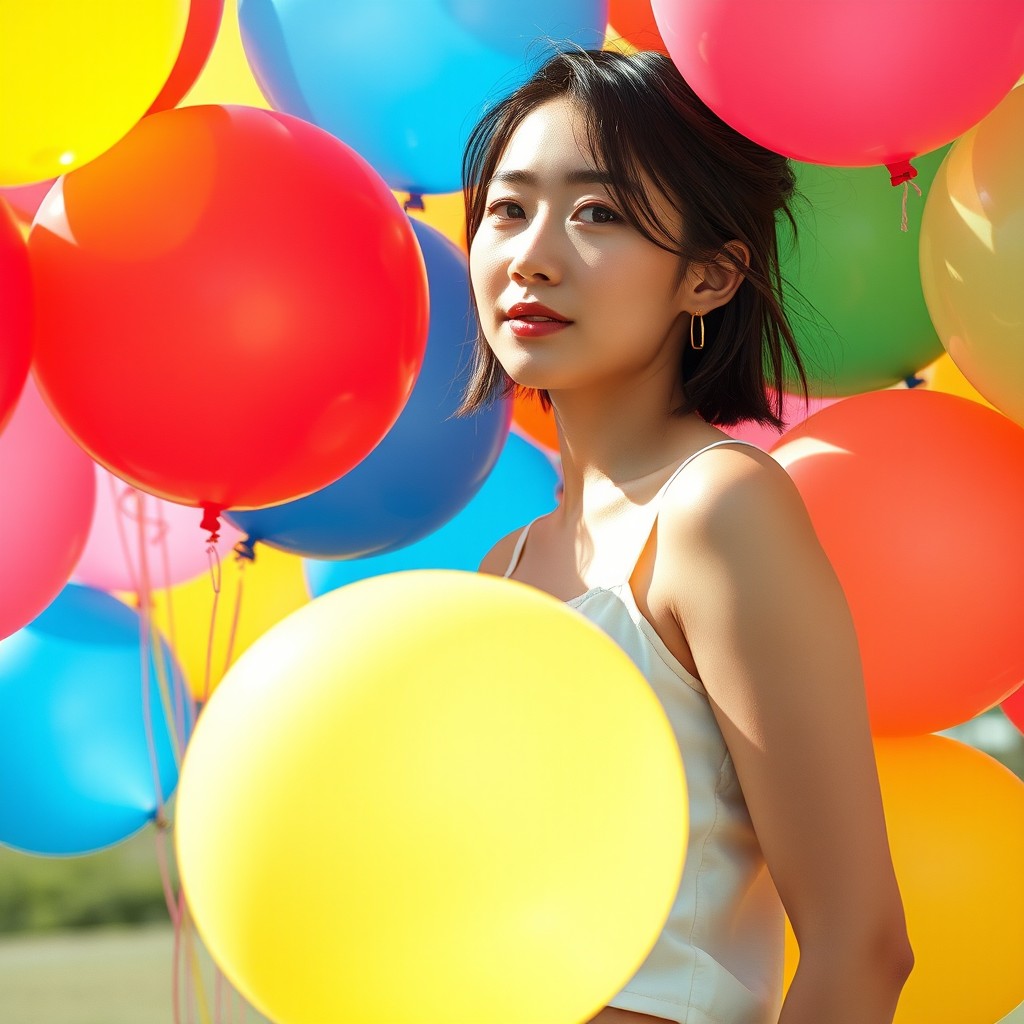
xmin=144 ymin=544 xmax=309 ymax=701
xmin=920 ymin=84 xmax=1024 ymax=427
xmin=176 ymin=570 xmax=688 ymax=1024
xmin=399 ymin=190 xmax=468 ymax=252
xmin=0 ymin=1 xmax=189 ymax=185
xmin=180 ymin=0 xmax=271 ymax=109
xmin=920 ymin=353 xmax=998 ymax=412
xmin=783 ymin=735 xmax=1024 ymax=1023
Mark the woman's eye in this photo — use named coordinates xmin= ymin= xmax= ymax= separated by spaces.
xmin=489 ymin=201 xmax=526 ymax=219
xmin=578 ymin=204 xmax=618 ymax=224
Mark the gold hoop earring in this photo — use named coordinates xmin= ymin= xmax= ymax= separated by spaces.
xmin=690 ymin=310 xmax=705 ymax=351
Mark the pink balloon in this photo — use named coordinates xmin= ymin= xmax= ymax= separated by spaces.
xmin=651 ymin=0 xmax=1024 ymax=176
xmin=73 ymin=465 xmax=244 ymax=594
xmin=0 ymin=180 xmax=53 ymax=224
xmin=725 ymin=391 xmax=838 ymax=450
xmin=0 ymin=378 xmax=96 ymax=640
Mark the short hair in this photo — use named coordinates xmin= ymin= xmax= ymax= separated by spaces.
xmin=456 ymin=48 xmax=808 ymax=428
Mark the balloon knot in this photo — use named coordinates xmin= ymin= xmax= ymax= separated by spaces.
xmin=886 ymin=159 xmax=918 ymax=187
xmin=154 ymin=809 xmax=172 ymax=832
xmin=200 ymin=503 xmax=223 ymax=544
xmin=234 ymin=536 xmax=257 ymax=562
xmin=403 ymin=192 xmax=425 ymax=212
xmin=904 ymin=374 xmax=926 ymax=389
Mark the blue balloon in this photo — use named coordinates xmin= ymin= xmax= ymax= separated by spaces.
xmin=238 ymin=0 xmax=609 ymax=193
xmin=0 ymin=585 xmax=190 ymax=856
xmin=305 ymin=432 xmax=560 ymax=596
xmin=227 ymin=219 xmax=511 ymax=558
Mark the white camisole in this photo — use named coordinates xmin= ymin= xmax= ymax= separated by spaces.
xmin=503 ymin=439 xmax=785 ymax=1024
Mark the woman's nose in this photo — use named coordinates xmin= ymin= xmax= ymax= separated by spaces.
xmin=508 ymin=219 xmax=561 ymax=285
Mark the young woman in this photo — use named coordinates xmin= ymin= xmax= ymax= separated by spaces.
xmin=463 ymin=50 xmax=913 ymax=1024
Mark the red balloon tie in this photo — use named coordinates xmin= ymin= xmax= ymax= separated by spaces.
xmin=200 ymin=502 xmax=222 ymax=543
xmin=886 ymin=159 xmax=918 ymax=187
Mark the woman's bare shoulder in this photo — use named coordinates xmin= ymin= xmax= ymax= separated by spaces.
xmin=477 ymin=526 xmax=528 ymax=576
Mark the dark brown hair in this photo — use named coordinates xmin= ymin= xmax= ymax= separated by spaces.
xmin=456 ymin=48 xmax=807 ymax=427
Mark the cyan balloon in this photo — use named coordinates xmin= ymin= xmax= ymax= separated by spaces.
xmin=305 ymin=432 xmax=560 ymax=596
xmin=227 ymin=219 xmax=511 ymax=558
xmin=0 ymin=584 xmax=190 ymax=856
xmin=238 ymin=0 xmax=609 ymax=193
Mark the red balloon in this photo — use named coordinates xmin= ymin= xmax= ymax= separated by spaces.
xmin=0 ymin=199 xmax=31 ymax=433
xmin=771 ymin=389 xmax=1024 ymax=736
xmin=146 ymin=0 xmax=224 ymax=114
xmin=0 ymin=378 xmax=96 ymax=641
xmin=608 ymin=0 xmax=667 ymax=53
xmin=30 ymin=105 xmax=428 ymax=513
xmin=651 ymin=0 xmax=1024 ymax=176
xmin=1003 ymin=684 xmax=1024 ymax=737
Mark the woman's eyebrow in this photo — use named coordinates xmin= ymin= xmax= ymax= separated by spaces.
xmin=486 ymin=168 xmax=615 ymax=188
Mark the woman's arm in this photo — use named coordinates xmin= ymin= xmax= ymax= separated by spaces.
xmin=660 ymin=447 xmax=914 ymax=1024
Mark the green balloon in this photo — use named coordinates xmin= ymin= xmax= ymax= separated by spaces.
xmin=781 ymin=147 xmax=950 ymax=396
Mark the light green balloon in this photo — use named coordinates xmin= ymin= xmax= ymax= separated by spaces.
xmin=780 ymin=147 xmax=949 ymax=396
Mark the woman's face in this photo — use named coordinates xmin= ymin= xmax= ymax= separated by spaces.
xmin=469 ymin=96 xmax=694 ymax=399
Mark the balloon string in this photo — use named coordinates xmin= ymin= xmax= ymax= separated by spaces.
xmin=153 ymin=815 xmax=180 ymax=928
xmin=202 ymin=543 xmax=223 ymax=704
xmin=223 ymin=546 xmax=252 ymax=677
xmin=900 ymin=179 xmax=923 ymax=233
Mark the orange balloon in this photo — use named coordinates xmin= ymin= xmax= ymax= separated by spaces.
xmin=607 ymin=1 xmax=668 ymax=52
xmin=772 ymin=389 xmax=1024 ymax=736
xmin=784 ymin=736 xmax=1024 ymax=1024
xmin=513 ymin=391 xmax=560 ymax=453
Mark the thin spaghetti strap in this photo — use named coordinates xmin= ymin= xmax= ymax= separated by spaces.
xmin=622 ymin=439 xmax=764 ymax=583
xmin=656 ymin=439 xmax=764 ymax=498
xmin=503 ymin=517 xmax=541 ymax=578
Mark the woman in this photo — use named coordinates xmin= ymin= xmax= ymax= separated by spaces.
xmin=463 ymin=49 xmax=914 ymax=1024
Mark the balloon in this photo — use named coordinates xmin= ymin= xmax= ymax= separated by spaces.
xmin=782 ymin=150 xmax=948 ymax=395
xmin=237 ymin=0 xmax=609 ymax=194
xmin=142 ymin=544 xmax=310 ymax=701
xmin=514 ymin=391 xmax=560 ymax=452
xmin=74 ymin=465 xmax=244 ymax=594
xmin=180 ymin=0 xmax=272 ymax=108
xmin=920 ymin=354 xmax=998 ymax=412
xmin=305 ymin=432 xmax=560 ymax=595
xmin=0 ymin=180 xmax=52 ymax=225
xmin=0 ymin=1 xmax=189 ymax=185
xmin=0 ymin=199 xmax=31 ymax=432
xmin=177 ymin=570 xmax=687 ymax=1024
xmin=920 ymin=85 xmax=1024 ymax=426
xmin=725 ymin=391 xmax=838 ymax=451
xmin=608 ymin=0 xmax=667 ymax=53
xmin=0 ymin=379 xmax=96 ymax=641
xmin=0 ymin=584 xmax=189 ymax=855
xmin=874 ymin=737 xmax=1024 ymax=1023
xmin=402 ymin=190 xmax=468 ymax=253
xmin=30 ymin=104 xmax=429 ymax=513
xmin=226 ymin=220 xmax=510 ymax=557
xmin=147 ymin=0 xmax=225 ymax=114
xmin=1002 ymin=685 xmax=1024 ymax=736
xmin=651 ymin=0 xmax=1024 ymax=175
xmin=771 ymin=389 xmax=1024 ymax=736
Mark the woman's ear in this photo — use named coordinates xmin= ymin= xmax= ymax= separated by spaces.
xmin=686 ymin=240 xmax=750 ymax=313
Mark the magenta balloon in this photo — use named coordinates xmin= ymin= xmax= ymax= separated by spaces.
xmin=73 ymin=465 xmax=244 ymax=594
xmin=0 ymin=378 xmax=96 ymax=640
xmin=725 ymin=392 xmax=839 ymax=450
xmin=651 ymin=0 xmax=1024 ymax=171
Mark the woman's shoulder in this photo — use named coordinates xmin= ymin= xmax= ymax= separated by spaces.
xmin=660 ymin=440 xmax=816 ymax=554
xmin=477 ymin=525 xmax=529 ymax=576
